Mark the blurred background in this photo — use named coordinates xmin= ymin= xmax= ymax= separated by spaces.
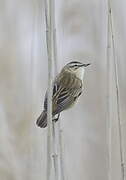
xmin=0 ymin=0 xmax=126 ymax=180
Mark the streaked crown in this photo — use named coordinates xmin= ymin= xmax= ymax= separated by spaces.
xmin=64 ymin=61 xmax=91 ymax=70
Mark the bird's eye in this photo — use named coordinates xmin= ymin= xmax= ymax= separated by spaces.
xmin=74 ymin=65 xmax=78 ymax=69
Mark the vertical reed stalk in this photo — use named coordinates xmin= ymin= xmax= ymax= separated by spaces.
xmin=51 ymin=0 xmax=65 ymax=179
xmin=107 ymin=0 xmax=125 ymax=179
xmin=51 ymin=0 xmax=59 ymax=179
xmin=106 ymin=1 xmax=111 ymax=179
xmin=45 ymin=0 xmax=54 ymax=179
xmin=44 ymin=0 xmax=64 ymax=179
xmin=59 ymin=130 xmax=65 ymax=180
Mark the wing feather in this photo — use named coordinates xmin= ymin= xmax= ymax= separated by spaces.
xmin=43 ymin=73 xmax=82 ymax=115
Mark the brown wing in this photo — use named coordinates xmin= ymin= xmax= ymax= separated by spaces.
xmin=44 ymin=71 xmax=82 ymax=115
xmin=52 ymin=72 xmax=82 ymax=115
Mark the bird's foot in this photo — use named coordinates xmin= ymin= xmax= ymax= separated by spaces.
xmin=52 ymin=114 xmax=60 ymax=122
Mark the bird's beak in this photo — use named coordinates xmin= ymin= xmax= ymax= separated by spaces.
xmin=81 ymin=63 xmax=91 ymax=67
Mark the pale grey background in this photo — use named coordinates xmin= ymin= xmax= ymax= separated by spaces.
xmin=0 ymin=0 xmax=125 ymax=180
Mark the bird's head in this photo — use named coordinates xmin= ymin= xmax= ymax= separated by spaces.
xmin=63 ymin=61 xmax=91 ymax=80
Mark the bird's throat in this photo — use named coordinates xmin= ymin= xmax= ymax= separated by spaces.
xmin=75 ymin=68 xmax=85 ymax=80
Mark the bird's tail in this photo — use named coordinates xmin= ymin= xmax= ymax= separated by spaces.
xmin=36 ymin=110 xmax=47 ymax=128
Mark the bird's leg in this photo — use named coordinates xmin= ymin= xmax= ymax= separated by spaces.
xmin=52 ymin=113 xmax=60 ymax=122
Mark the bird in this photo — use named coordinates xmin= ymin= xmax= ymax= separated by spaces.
xmin=36 ymin=61 xmax=90 ymax=128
